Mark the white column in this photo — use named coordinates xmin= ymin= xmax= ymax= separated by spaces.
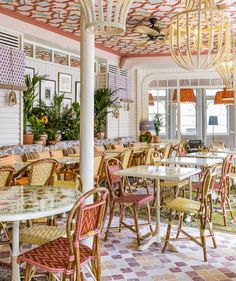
xmin=177 ymin=88 xmax=181 ymax=141
xmin=80 ymin=11 xmax=95 ymax=193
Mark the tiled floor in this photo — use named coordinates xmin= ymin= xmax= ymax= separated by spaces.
xmin=1 ymin=218 xmax=236 ymax=280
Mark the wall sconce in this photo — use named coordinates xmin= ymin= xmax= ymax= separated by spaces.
xmin=112 ymin=108 xmax=120 ymax=119
xmin=8 ymin=91 xmax=17 ymax=106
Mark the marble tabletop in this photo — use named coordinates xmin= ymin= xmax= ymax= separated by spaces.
xmin=113 ymin=165 xmax=201 ymax=181
xmin=0 ymin=185 xmax=82 ymax=222
xmin=186 ymin=152 xmax=229 ymax=159
xmin=209 ymin=148 xmax=236 ymax=154
xmin=155 ymin=157 xmax=223 ymax=167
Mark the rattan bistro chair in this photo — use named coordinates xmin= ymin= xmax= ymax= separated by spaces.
xmin=14 ymin=158 xmax=58 ymax=186
xmin=104 ymin=158 xmax=153 ymax=246
xmin=20 ymin=173 xmax=83 ymax=246
xmin=0 ymin=166 xmax=15 ymax=249
xmin=162 ymin=166 xmax=217 ymax=261
xmin=18 ymin=188 xmax=108 ymax=281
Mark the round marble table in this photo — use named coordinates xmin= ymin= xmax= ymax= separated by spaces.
xmin=0 ymin=185 xmax=82 ymax=281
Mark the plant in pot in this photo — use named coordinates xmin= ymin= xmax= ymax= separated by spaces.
xmin=29 ymin=115 xmax=46 ymax=145
xmin=61 ymin=102 xmax=80 ymax=140
xmin=46 ymin=128 xmax=59 ymax=145
xmin=23 ymin=73 xmax=47 ymax=144
xmin=94 ymin=88 xmax=118 ymax=138
xmin=40 ymin=94 xmax=64 ymax=142
xmin=153 ymin=113 xmax=164 ymax=143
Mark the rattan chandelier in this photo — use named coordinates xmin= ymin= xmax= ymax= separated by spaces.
xmin=169 ymin=0 xmax=231 ymax=71
xmin=216 ymin=37 xmax=235 ymax=90
xmin=80 ymin=0 xmax=134 ymax=35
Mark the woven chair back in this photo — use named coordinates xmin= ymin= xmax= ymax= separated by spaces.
xmin=201 ymin=166 xmax=216 ymax=201
xmin=0 ymin=166 xmax=15 ymax=188
xmin=94 ymin=155 xmax=104 ymax=178
xmin=30 ymin=158 xmax=58 ymax=186
xmin=119 ymin=148 xmax=133 ymax=169
xmin=66 ymin=188 xmax=108 ymax=272
xmin=105 ymin=158 xmax=125 ymax=200
xmin=162 ymin=144 xmax=173 ymax=159
xmin=143 ymin=147 xmax=155 ymax=165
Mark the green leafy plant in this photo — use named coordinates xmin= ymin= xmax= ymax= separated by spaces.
xmin=61 ymin=102 xmax=80 ymax=140
xmin=29 ymin=115 xmax=45 ymax=141
xmin=40 ymin=94 xmax=65 ymax=132
xmin=46 ymin=128 xmax=59 ymax=142
xmin=23 ymin=74 xmax=47 ymax=134
xmin=94 ymin=88 xmax=119 ymax=136
xmin=153 ymin=113 xmax=164 ymax=136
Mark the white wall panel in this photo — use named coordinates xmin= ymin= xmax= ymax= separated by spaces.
xmin=25 ymin=58 xmax=80 ymax=103
xmin=0 ymin=90 xmax=21 ymax=145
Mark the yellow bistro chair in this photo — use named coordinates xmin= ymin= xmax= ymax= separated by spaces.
xmin=20 ymin=173 xmax=83 ymax=246
xmin=162 ymin=166 xmax=217 ymax=261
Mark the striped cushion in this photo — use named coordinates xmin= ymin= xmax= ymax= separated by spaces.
xmin=23 ymin=152 xmax=38 ymax=162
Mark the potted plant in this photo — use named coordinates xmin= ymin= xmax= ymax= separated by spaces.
xmin=94 ymin=88 xmax=118 ymax=138
xmin=46 ymin=128 xmax=59 ymax=145
xmin=29 ymin=115 xmax=46 ymax=145
xmin=153 ymin=113 xmax=164 ymax=143
xmin=23 ymin=74 xmax=47 ymax=144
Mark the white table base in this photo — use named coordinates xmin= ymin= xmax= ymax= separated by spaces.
xmin=12 ymin=221 xmax=20 ymax=281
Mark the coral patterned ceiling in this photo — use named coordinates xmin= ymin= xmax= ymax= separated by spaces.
xmin=0 ymin=0 xmax=236 ymax=57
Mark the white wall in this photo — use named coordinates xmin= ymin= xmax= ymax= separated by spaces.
xmin=25 ymin=58 xmax=80 ymax=103
xmin=0 ymin=90 xmax=22 ymax=146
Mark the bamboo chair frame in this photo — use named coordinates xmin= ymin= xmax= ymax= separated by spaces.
xmin=0 ymin=166 xmax=15 ymax=249
xmin=162 ymin=166 xmax=217 ymax=261
xmin=19 ymin=188 xmax=108 ymax=281
xmin=104 ymin=158 xmax=153 ymax=246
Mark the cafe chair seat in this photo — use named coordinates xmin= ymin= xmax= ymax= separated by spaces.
xmin=164 ymin=197 xmax=201 ymax=214
xmin=20 ymin=225 xmax=66 ymax=246
xmin=18 ymin=237 xmax=93 ymax=274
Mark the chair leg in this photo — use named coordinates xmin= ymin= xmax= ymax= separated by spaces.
xmin=104 ymin=204 xmax=115 ymax=241
xmin=208 ymin=220 xmax=217 ymax=249
xmin=226 ymin=195 xmax=234 ymax=220
xmin=24 ymin=263 xmax=32 ymax=281
xmin=162 ymin=209 xmax=174 ymax=253
xmin=176 ymin=212 xmax=183 ymax=239
xmin=119 ymin=205 xmax=124 ymax=232
xmin=133 ymin=206 xmax=141 ymax=246
xmin=200 ymin=227 xmax=207 ymax=262
xmin=222 ymin=197 xmax=227 ymax=227
xmin=146 ymin=203 xmax=153 ymax=233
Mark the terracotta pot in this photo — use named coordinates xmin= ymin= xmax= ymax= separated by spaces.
xmin=23 ymin=134 xmax=34 ymax=145
xmin=96 ymin=132 xmax=105 ymax=139
xmin=48 ymin=140 xmax=57 ymax=146
xmin=153 ymin=135 xmax=160 ymax=143
xmin=34 ymin=140 xmax=44 ymax=145
xmin=39 ymin=134 xmax=48 ymax=146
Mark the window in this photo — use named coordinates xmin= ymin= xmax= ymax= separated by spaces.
xmin=180 ymin=103 xmax=197 ymax=135
xmin=206 ymin=89 xmax=228 ymax=134
xmin=206 ymin=101 xmax=228 ymax=134
xmin=148 ymin=89 xmax=167 ymax=134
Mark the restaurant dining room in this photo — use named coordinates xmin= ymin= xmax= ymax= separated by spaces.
xmin=0 ymin=0 xmax=236 ymax=280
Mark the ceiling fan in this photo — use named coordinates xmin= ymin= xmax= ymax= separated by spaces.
xmin=134 ymin=17 xmax=167 ymax=47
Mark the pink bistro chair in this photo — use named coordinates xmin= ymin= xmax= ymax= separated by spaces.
xmin=17 ymin=188 xmax=108 ymax=281
xmin=193 ymin=155 xmax=234 ymax=226
xmin=104 ymin=158 xmax=153 ymax=246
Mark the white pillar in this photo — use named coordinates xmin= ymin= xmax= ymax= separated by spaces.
xmin=177 ymin=88 xmax=181 ymax=141
xmin=80 ymin=11 xmax=95 ymax=193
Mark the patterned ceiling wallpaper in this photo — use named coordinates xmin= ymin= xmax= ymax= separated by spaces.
xmin=0 ymin=0 xmax=236 ymax=57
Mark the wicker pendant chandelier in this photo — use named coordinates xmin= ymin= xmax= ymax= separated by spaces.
xmin=169 ymin=0 xmax=231 ymax=71
xmin=80 ymin=0 xmax=134 ymax=35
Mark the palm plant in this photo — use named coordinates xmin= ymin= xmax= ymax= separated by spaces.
xmin=94 ymin=88 xmax=118 ymax=136
xmin=153 ymin=113 xmax=164 ymax=136
xmin=23 ymin=74 xmax=47 ymax=134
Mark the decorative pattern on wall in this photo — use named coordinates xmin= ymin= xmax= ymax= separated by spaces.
xmin=0 ymin=0 xmax=236 ymax=56
xmin=0 ymin=44 xmax=25 ymax=90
